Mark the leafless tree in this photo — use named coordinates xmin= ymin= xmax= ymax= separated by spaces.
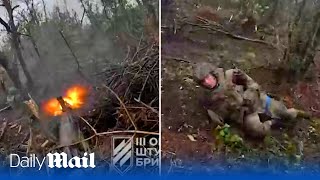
xmin=0 ymin=0 xmax=34 ymax=89
xmin=283 ymin=0 xmax=320 ymax=80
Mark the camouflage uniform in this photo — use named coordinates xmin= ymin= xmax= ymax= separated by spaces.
xmin=194 ymin=62 xmax=273 ymax=137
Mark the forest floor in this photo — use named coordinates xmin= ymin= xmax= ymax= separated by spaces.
xmin=161 ymin=0 xmax=320 ymax=175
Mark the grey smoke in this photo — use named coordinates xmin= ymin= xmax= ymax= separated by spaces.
xmin=0 ymin=0 xmax=128 ymax=104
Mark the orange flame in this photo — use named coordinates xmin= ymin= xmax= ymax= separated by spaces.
xmin=42 ymin=85 xmax=88 ymax=116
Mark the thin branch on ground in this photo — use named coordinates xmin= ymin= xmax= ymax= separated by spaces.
xmin=134 ymin=98 xmax=159 ymax=115
xmin=79 ymin=116 xmax=97 ymax=134
xmin=0 ymin=105 xmax=10 ymax=113
xmin=137 ymin=61 xmax=157 ymax=101
xmin=162 ymin=55 xmax=193 ymax=64
xmin=130 ymin=33 xmax=144 ymax=62
xmin=102 ymin=85 xmax=138 ymax=130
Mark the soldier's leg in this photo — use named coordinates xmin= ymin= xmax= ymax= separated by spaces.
xmin=286 ymin=108 xmax=311 ymax=119
xmin=276 ymin=106 xmax=311 ymax=120
xmin=244 ymin=112 xmax=273 ymax=138
xmin=207 ymin=109 xmax=224 ymax=126
xmin=269 ymin=99 xmax=310 ymax=121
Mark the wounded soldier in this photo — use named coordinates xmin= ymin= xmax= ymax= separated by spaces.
xmin=194 ymin=62 xmax=310 ymax=138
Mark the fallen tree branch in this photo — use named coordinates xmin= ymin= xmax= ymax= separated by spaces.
xmin=196 ymin=16 xmax=228 ymax=32
xmin=102 ymin=85 xmax=138 ymax=131
xmin=311 ymin=107 xmax=320 ymax=113
xmin=79 ymin=116 xmax=97 ymax=134
xmin=184 ymin=20 xmax=280 ymax=49
xmin=0 ymin=105 xmax=10 ymax=113
xmin=134 ymin=98 xmax=159 ymax=115
xmin=162 ymin=55 xmax=193 ymax=64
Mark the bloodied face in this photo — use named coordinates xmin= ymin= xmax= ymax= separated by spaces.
xmin=202 ymin=74 xmax=218 ymax=89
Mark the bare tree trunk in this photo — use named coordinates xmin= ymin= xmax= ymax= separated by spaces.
xmin=23 ymin=0 xmax=40 ymax=25
xmin=12 ymin=35 xmax=33 ymax=88
xmin=79 ymin=0 xmax=101 ymax=29
xmin=41 ymin=0 xmax=48 ymax=22
xmin=282 ymin=0 xmax=320 ymax=81
xmin=142 ymin=0 xmax=158 ymax=42
xmin=20 ymin=1 xmax=42 ymax=61
xmin=291 ymin=0 xmax=307 ymax=53
xmin=300 ymin=12 xmax=320 ymax=73
xmin=3 ymin=0 xmax=34 ymax=89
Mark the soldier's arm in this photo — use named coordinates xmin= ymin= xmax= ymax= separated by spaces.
xmin=245 ymin=74 xmax=260 ymax=91
xmin=207 ymin=109 xmax=224 ymax=125
xmin=233 ymin=69 xmax=260 ymax=91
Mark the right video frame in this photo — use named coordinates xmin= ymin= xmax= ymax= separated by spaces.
xmin=161 ymin=0 xmax=320 ymax=174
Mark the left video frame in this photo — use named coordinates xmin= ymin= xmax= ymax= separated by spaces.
xmin=0 ymin=0 xmax=159 ymax=176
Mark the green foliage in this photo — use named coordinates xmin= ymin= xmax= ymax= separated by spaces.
xmin=213 ymin=124 xmax=247 ymax=152
xmin=237 ymin=0 xmax=277 ymax=18
xmin=252 ymin=0 xmax=272 ymax=15
xmin=213 ymin=125 xmax=304 ymax=168
xmin=83 ymin=0 xmax=148 ymax=38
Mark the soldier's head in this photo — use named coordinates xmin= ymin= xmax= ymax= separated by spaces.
xmin=194 ymin=62 xmax=219 ymax=89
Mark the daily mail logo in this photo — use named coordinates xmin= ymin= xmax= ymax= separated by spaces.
xmin=111 ymin=136 xmax=134 ymax=174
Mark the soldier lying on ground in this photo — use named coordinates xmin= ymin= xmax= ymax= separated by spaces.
xmin=194 ymin=62 xmax=310 ymax=138
xmin=194 ymin=62 xmax=258 ymax=132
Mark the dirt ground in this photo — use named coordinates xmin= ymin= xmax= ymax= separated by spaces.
xmin=161 ymin=0 xmax=320 ymax=174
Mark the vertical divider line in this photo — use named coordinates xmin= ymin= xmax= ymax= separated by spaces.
xmin=158 ymin=0 xmax=162 ymax=176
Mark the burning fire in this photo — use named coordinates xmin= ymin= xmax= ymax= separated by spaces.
xmin=42 ymin=85 xmax=88 ymax=116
